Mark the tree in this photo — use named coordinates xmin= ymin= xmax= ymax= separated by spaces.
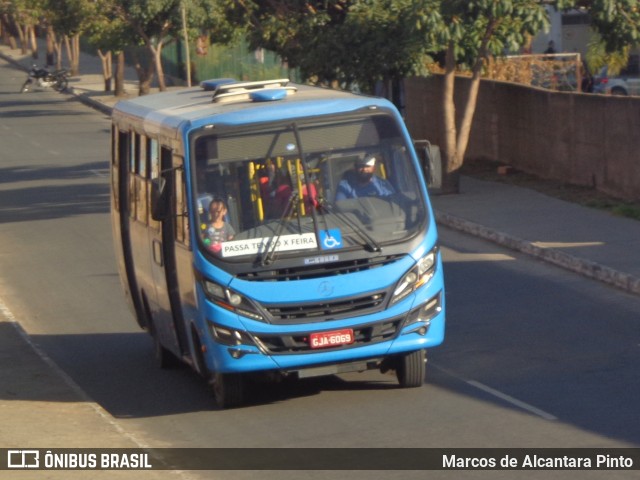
xmin=224 ymin=0 xmax=640 ymax=193
xmin=579 ymin=0 xmax=640 ymax=52
xmin=422 ymin=1 xmax=551 ymax=192
xmin=45 ymin=0 xmax=95 ymax=74
xmin=223 ymin=0 xmax=434 ymax=100
xmin=98 ymin=0 xmax=237 ymax=95
xmin=4 ymin=0 xmax=44 ymax=57
xmin=84 ymin=0 xmax=131 ymax=94
xmin=223 ymin=1 xmax=550 ymax=192
xmin=421 ymin=0 xmax=640 ymax=192
xmin=106 ymin=0 xmax=183 ymax=94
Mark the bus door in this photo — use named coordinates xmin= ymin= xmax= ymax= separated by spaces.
xmin=148 ymin=144 xmax=189 ymax=357
xmin=113 ymin=128 xmax=146 ymax=330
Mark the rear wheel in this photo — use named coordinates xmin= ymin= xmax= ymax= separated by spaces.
xmin=147 ymin=309 xmax=179 ymax=369
xmin=212 ymin=372 xmax=244 ymax=409
xmin=152 ymin=330 xmax=179 ymax=369
xmin=395 ymin=349 xmax=426 ymax=388
xmin=610 ymin=87 xmax=627 ymax=96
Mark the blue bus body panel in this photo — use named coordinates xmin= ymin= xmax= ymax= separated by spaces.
xmin=113 ymin=84 xmax=399 ymax=140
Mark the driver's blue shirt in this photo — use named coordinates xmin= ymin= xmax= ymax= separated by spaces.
xmin=335 ymin=174 xmax=394 ymax=200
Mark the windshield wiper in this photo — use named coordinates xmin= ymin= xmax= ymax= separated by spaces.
xmin=260 ymin=191 xmax=300 ymax=266
xmin=317 ymin=198 xmax=381 ymax=253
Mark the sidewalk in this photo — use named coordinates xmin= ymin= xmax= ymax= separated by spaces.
xmin=432 ymin=177 xmax=640 ymax=295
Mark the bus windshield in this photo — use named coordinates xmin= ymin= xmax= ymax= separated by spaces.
xmin=192 ymin=112 xmax=427 ymax=263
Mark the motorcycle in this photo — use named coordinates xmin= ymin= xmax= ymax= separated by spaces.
xmin=20 ymin=65 xmax=70 ymax=93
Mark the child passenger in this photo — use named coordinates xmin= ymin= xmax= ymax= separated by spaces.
xmin=202 ymin=198 xmax=235 ymax=253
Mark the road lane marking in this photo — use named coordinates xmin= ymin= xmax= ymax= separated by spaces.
xmin=532 ymin=241 xmax=604 ymax=249
xmin=432 ymin=363 xmax=557 ymax=421
xmin=466 ymin=380 xmax=558 ymax=421
xmin=90 ymin=169 xmax=108 ymax=177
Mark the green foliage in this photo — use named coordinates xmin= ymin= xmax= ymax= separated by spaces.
xmin=45 ymin=0 xmax=94 ymax=37
xmin=83 ymin=0 xmax=131 ymax=52
xmin=585 ymin=0 xmax=640 ymax=52
xmin=585 ymin=37 xmax=630 ymax=75
xmin=221 ymin=1 xmax=554 ymax=91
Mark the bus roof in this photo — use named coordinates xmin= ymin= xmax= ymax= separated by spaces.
xmin=111 ymin=79 xmax=397 ymax=139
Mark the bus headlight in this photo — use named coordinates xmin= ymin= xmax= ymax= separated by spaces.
xmin=403 ymin=293 xmax=442 ymax=333
xmin=210 ymin=323 xmax=255 ymax=346
xmin=202 ymin=279 xmax=265 ymax=321
xmin=390 ymin=247 xmax=437 ymax=305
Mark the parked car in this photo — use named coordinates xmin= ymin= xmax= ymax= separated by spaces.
xmin=592 ymin=55 xmax=640 ymax=96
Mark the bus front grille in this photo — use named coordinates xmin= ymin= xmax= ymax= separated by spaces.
xmin=264 ymin=292 xmax=386 ymax=324
xmin=253 ymin=317 xmax=403 ymax=354
xmin=237 ymin=255 xmax=404 ymax=281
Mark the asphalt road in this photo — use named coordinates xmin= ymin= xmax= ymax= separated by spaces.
xmin=1 ymin=59 xmax=639 ymax=480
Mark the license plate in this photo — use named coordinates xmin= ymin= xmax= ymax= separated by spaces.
xmin=309 ymin=329 xmax=354 ymax=349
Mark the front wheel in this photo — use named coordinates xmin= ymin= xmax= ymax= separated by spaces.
xmin=212 ymin=372 xmax=244 ymax=409
xmin=395 ymin=349 xmax=426 ymax=388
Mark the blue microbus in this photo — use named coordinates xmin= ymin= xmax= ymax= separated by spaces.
xmin=110 ymin=79 xmax=445 ymax=407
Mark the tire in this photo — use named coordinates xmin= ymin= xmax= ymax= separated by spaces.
xmin=153 ymin=331 xmax=179 ymax=369
xmin=148 ymin=314 xmax=179 ymax=369
xmin=610 ymin=87 xmax=627 ymax=96
xmin=55 ymin=77 xmax=68 ymax=92
xmin=395 ymin=349 xmax=426 ymax=388
xmin=190 ymin=326 xmax=208 ymax=377
xmin=212 ymin=372 xmax=244 ymax=409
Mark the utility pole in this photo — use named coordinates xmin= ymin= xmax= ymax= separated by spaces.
xmin=181 ymin=3 xmax=191 ymax=87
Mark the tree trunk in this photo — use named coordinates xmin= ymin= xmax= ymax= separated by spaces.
xmin=73 ymin=35 xmax=80 ymax=74
xmin=441 ymin=42 xmax=462 ymax=194
xmin=152 ymin=41 xmax=167 ymax=91
xmin=114 ymin=51 xmax=126 ymax=97
xmin=28 ymin=25 xmax=37 ymax=59
xmin=133 ymin=50 xmax=154 ymax=95
xmin=439 ymin=16 xmax=492 ymax=195
xmin=2 ymin=14 xmax=17 ymax=49
xmin=45 ymin=27 xmax=56 ymax=66
xmin=55 ymin=40 xmax=63 ymax=70
xmin=63 ymin=35 xmax=81 ymax=75
xmin=98 ymin=49 xmax=113 ymax=92
xmin=17 ymin=23 xmax=28 ymax=55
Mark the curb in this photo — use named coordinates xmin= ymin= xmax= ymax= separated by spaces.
xmin=68 ymin=86 xmax=114 ymax=116
xmin=436 ymin=211 xmax=640 ymax=297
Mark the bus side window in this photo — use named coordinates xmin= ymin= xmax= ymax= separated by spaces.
xmin=174 ymin=157 xmax=189 ymax=247
xmin=127 ymin=131 xmax=135 ymax=220
xmin=136 ymin=134 xmax=148 ymax=224
xmin=148 ymin=139 xmax=160 ymax=230
xmin=113 ymin=128 xmax=128 ymax=212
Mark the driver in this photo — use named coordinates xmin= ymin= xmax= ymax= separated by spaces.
xmin=335 ymin=154 xmax=394 ymax=200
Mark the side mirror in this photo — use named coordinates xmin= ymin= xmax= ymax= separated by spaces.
xmin=414 ymin=140 xmax=442 ymax=191
xmin=151 ymin=177 xmax=170 ymax=221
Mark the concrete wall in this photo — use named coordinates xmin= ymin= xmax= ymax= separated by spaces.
xmin=404 ymin=75 xmax=640 ymax=201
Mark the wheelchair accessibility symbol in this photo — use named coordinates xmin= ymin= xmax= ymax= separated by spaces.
xmin=319 ymin=229 xmax=343 ymax=250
